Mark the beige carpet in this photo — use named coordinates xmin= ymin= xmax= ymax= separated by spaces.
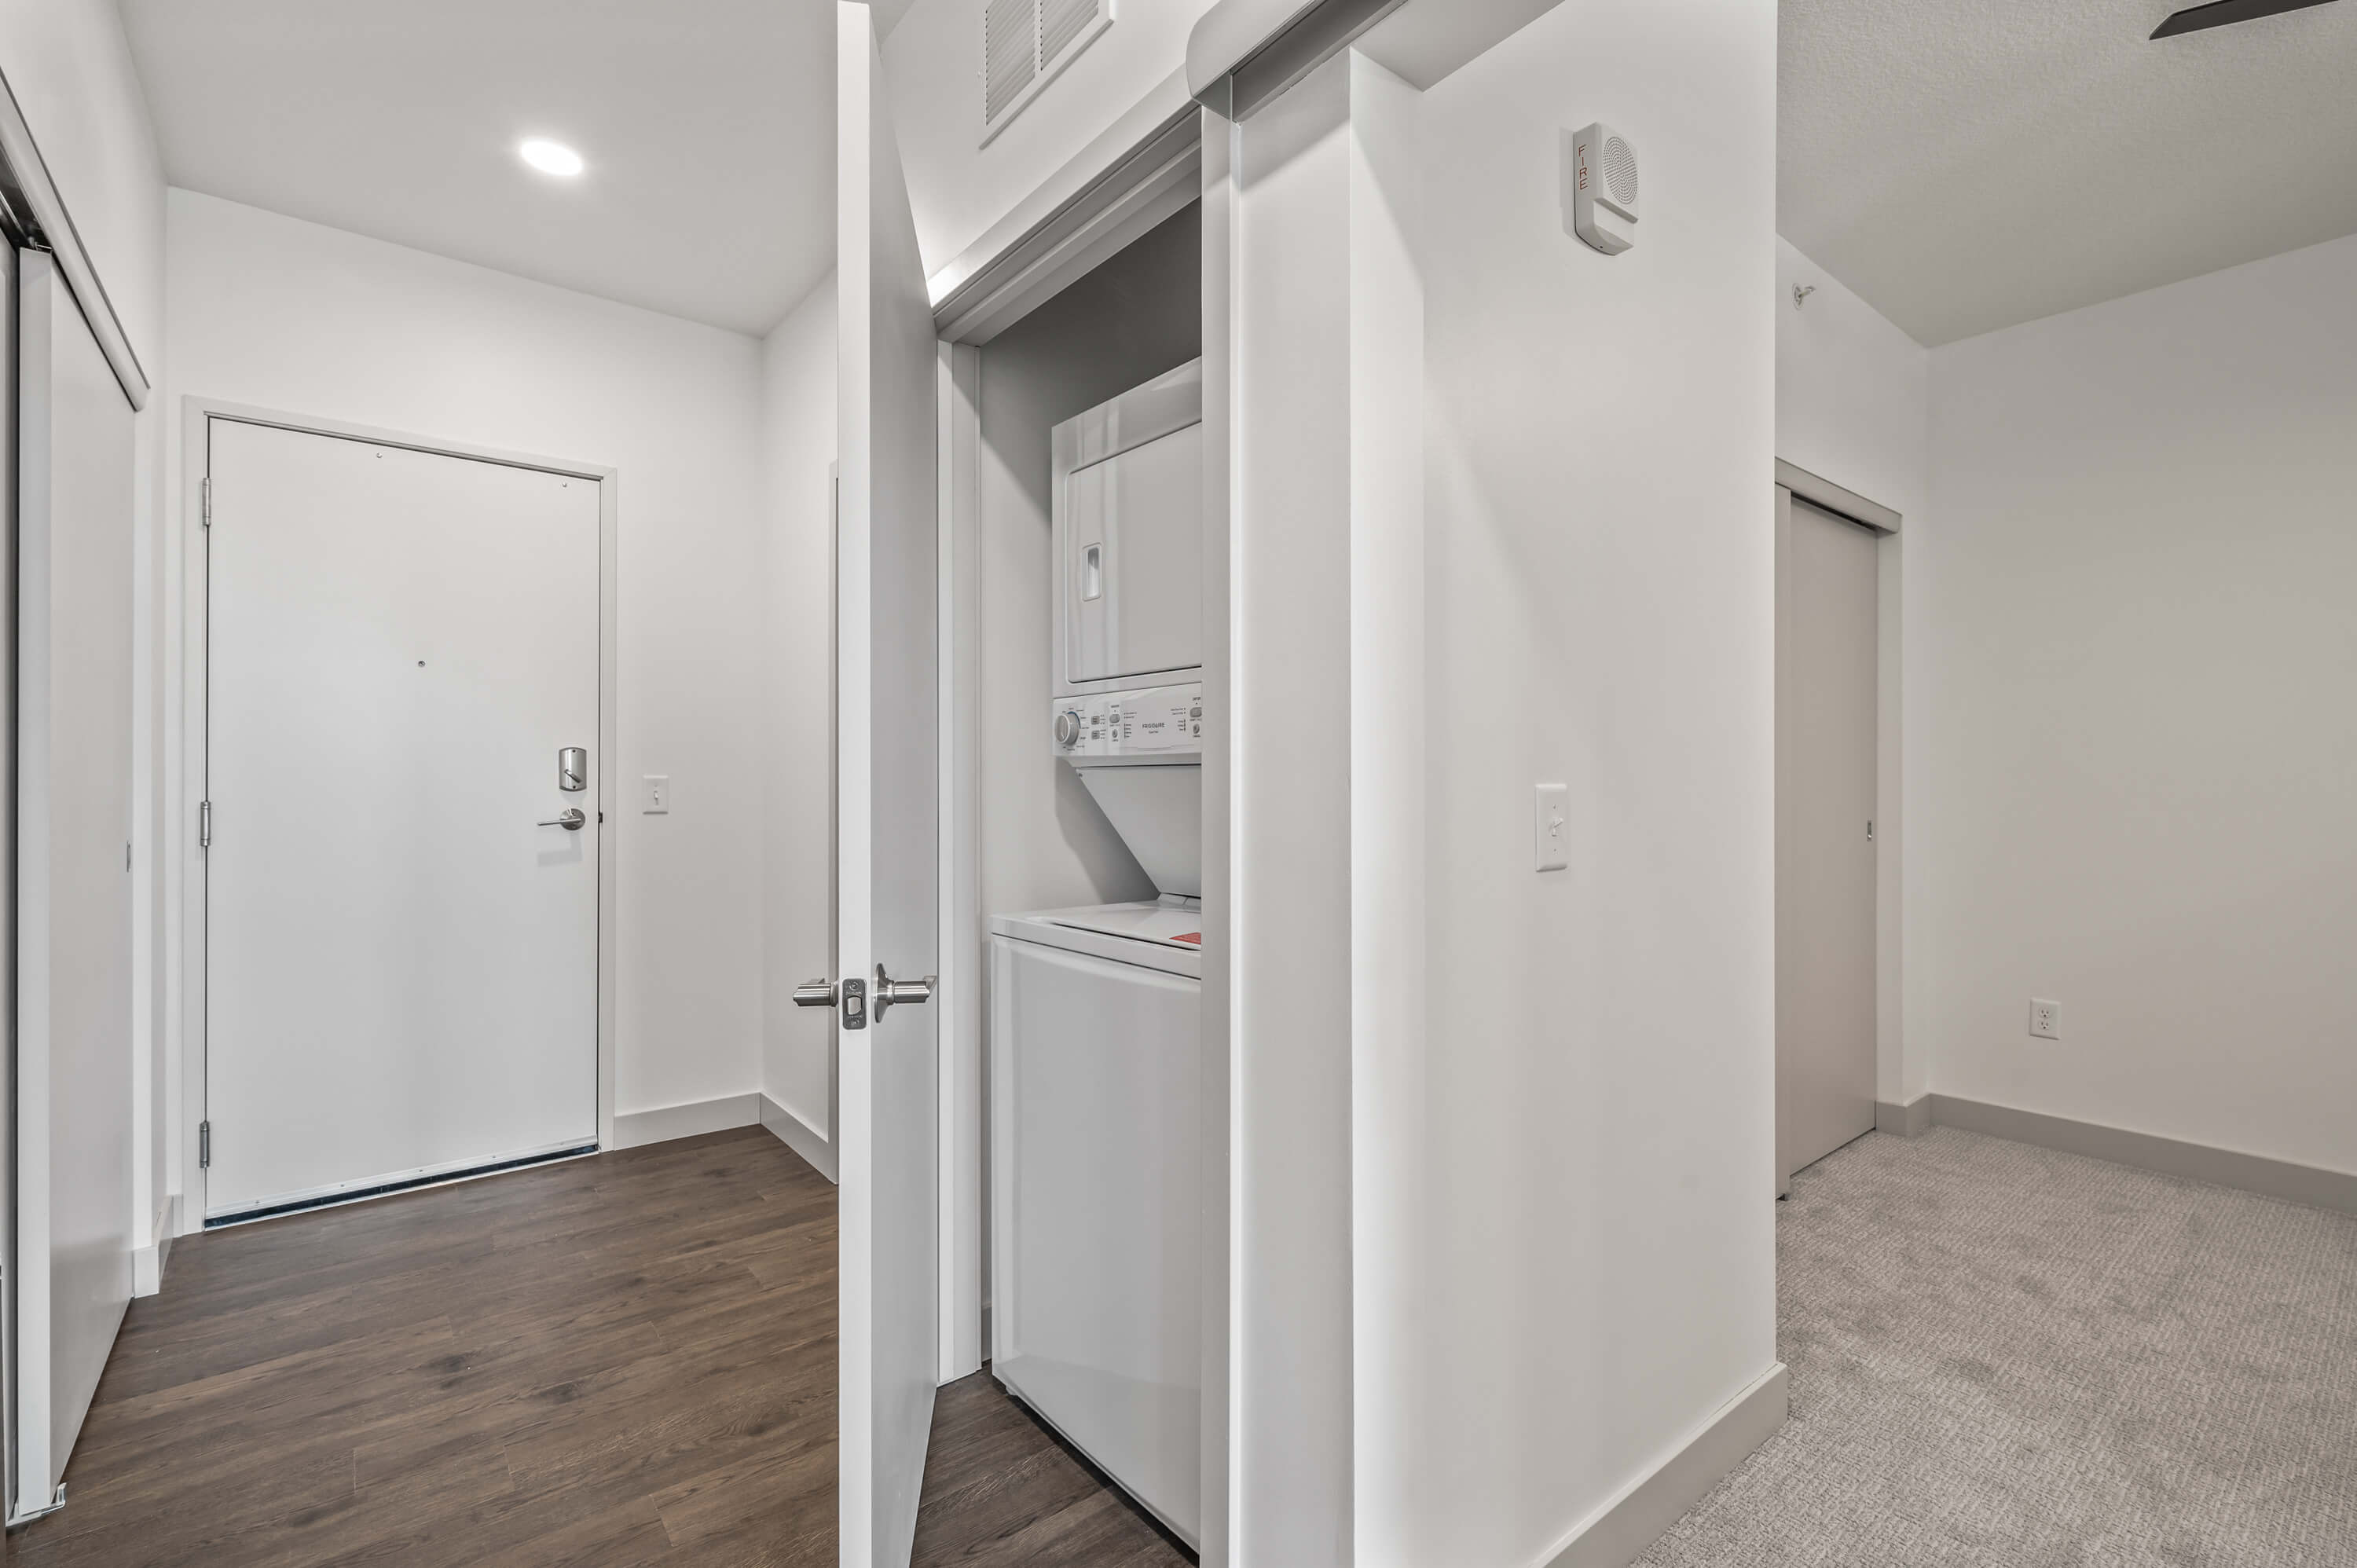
xmin=1637 ymin=1127 xmax=2357 ymax=1567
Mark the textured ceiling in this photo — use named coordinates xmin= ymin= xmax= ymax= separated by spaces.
xmin=119 ymin=0 xmax=912 ymax=336
xmin=1781 ymin=0 xmax=2357 ymax=345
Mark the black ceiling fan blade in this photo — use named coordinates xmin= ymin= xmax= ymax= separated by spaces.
xmin=2151 ymin=0 xmax=2340 ymax=38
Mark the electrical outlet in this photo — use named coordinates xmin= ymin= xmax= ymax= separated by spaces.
xmin=642 ymin=775 xmax=671 ymax=815
xmin=2029 ymin=998 xmax=2061 ymax=1040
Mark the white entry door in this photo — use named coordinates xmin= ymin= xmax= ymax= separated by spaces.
xmin=15 ymin=249 xmax=137 ymax=1518
xmin=1776 ymin=489 xmax=1879 ymax=1187
xmin=836 ymin=4 xmax=942 ymax=1563
xmin=204 ymin=419 xmax=601 ymax=1221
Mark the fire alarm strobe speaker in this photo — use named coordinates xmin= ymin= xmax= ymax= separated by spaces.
xmin=1566 ymin=122 xmax=1637 ymax=255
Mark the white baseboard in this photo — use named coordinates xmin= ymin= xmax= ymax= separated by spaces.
xmin=1535 ymin=1361 xmax=1789 ymax=1568
xmin=610 ymin=1092 xmax=763 ymax=1151
xmin=761 ymin=1093 xmax=838 ymax=1185
xmin=606 ymin=1090 xmax=837 ymax=1183
xmin=1875 ymin=1095 xmax=1932 ymax=1137
xmin=133 ymin=1195 xmax=182 ymax=1298
xmin=1928 ymin=1094 xmax=2357 ymax=1217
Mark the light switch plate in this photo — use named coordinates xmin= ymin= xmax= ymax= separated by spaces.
xmin=1534 ymin=782 xmax=1570 ymax=872
xmin=643 ymin=775 xmax=671 ymax=815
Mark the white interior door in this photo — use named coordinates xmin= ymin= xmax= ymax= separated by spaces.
xmin=1776 ymin=489 xmax=1879 ymax=1187
xmin=837 ymin=3 xmax=941 ymax=1563
xmin=14 ymin=250 xmax=136 ymax=1515
xmin=204 ymin=419 xmax=599 ymax=1221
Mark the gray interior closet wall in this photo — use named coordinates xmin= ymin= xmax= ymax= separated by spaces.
xmin=976 ymin=203 xmax=1202 ymax=929
xmin=973 ymin=202 xmax=1202 ymax=1328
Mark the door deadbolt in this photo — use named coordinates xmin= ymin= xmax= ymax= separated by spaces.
xmin=559 ymin=746 xmax=588 ymax=792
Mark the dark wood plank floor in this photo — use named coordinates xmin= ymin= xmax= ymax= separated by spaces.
xmin=913 ymin=1374 xmax=1191 ymax=1568
xmin=9 ymin=1126 xmax=1189 ymax=1568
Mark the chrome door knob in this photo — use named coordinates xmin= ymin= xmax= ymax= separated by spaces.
xmin=872 ymin=964 xmax=936 ymax=1020
xmin=793 ymin=978 xmax=838 ymax=1009
xmin=1054 ymin=709 xmax=1082 ymax=749
xmin=537 ymin=808 xmax=587 ymax=831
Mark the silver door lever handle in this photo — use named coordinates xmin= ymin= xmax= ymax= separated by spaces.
xmin=537 ymin=808 xmax=587 ymax=830
xmin=793 ymin=979 xmax=838 ymax=1008
xmin=873 ymin=965 xmax=936 ymax=1020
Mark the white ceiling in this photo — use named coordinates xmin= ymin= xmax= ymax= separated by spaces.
xmin=119 ymin=0 xmax=915 ymax=337
xmin=1782 ymin=0 xmax=2357 ymax=346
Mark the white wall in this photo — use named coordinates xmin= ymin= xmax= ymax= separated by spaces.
xmin=1776 ymin=237 xmax=1930 ymax=1107
xmin=1399 ymin=0 xmax=1779 ymax=1559
xmin=761 ymin=273 xmax=840 ymax=1141
xmin=0 ymin=1 xmax=174 ymax=1261
xmin=1776 ymin=239 xmax=1926 ymax=528
xmin=883 ymin=0 xmax=1217 ymax=277
xmin=1919 ymin=231 xmax=2357 ymax=1177
xmin=165 ymin=189 xmax=769 ymax=1160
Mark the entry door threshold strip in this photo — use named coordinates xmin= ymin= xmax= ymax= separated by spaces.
xmin=203 ymin=1144 xmax=599 ymax=1229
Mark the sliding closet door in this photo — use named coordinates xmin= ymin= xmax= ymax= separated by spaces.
xmin=13 ymin=247 xmax=137 ymax=1514
xmin=0 ymin=239 xmax=13 ymax=1523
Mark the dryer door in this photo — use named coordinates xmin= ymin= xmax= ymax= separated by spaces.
xmin=1064 ymin=422 xmax=1203 ymax=687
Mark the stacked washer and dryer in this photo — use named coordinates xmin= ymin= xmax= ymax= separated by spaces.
xmin=989 ymin=359 xmax=1204 ymax=1546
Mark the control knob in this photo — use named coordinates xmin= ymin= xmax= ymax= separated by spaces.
xmin=1054 ymin=709 xmax=1083 ymax=749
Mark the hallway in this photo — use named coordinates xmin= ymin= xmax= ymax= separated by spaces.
xmin=13 ymin=1130 xmax=838 ymax=1566
xmin=10 ymin=1127 xmax=1188 ymax=1567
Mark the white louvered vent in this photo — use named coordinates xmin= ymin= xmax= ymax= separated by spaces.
xmin=981 ymin=0 xmax=1114 ymax=146
xmin=984 ymin=0 xmax=1036 ymax=124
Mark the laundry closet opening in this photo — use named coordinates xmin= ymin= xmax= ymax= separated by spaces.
xmin=964 ymin=196 xmax=1206 ymax=1548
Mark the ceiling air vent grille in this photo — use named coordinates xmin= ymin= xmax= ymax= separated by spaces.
xmin=1039 ymin=0 xmax=1098 ymax=60
xmin=981 ymin=0 xmax=1114 ymax=147
xmin=984 ymin=0 xmax=1036 ymax=124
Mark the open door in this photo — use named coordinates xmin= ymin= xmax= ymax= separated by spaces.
xmin=834 ymin=5 xmax=941 ymax=1563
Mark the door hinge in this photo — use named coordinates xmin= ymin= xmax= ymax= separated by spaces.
xmin=200 ymin=800 xmax=213 ymax=848
xmin=199 ymin=1121 xmax=212 ymax=1169
xmin=202 ymin=476 xmax=212 ymax=528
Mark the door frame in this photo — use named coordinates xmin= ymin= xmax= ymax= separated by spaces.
xmin=926 ymin=9 xmax=1560 ymax=1557
xmin=177 ymin=398 xmax=620 ymax=1230
xmin=1774 ymin=458 xmax=1904 ymax=1193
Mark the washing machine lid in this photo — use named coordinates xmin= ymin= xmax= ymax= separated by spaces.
xmin=1049 ymin=903 xmax=1203 ymax=948
xmin=988 ymin=900 xmax=1204 ymax=978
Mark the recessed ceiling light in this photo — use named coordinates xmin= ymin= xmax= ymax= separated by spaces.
xmin=519 ymin=139 xmax=585 ymax=178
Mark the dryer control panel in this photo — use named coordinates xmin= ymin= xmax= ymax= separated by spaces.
xmin=1050 ymin=682 xmax=1203 ymax=760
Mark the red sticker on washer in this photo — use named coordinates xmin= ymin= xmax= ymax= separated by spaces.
xmin=1173 ymin=932 xmax=1201 ymax=945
